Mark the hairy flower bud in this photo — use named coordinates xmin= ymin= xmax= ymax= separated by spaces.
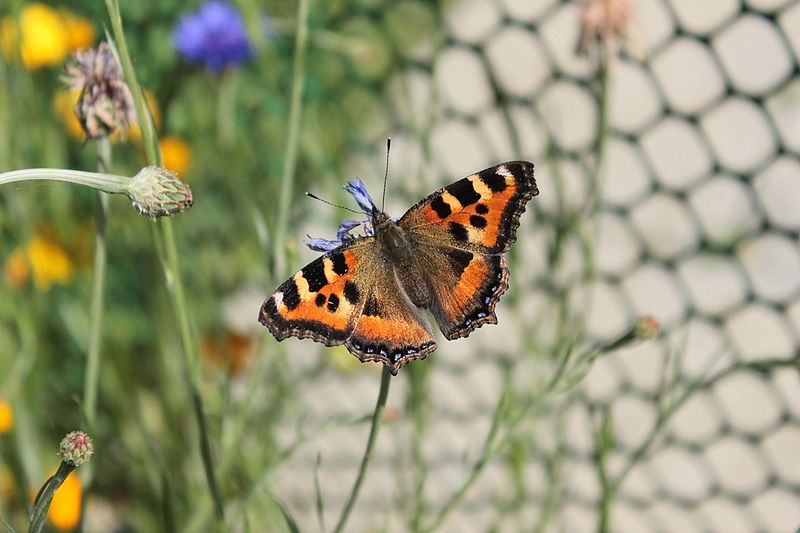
xmin=59 ymin=431 xmax=94 ymax=466
xmin=62 ymin=42 xmax=137 ymax=138
xmin=126 ymin=166 xmax=193 ymax=219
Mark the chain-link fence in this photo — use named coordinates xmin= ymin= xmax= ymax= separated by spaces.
xmin=265 ymin=0 xmax=800 ymax=531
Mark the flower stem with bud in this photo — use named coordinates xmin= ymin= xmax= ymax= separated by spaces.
xmin=29 ymin=432 xmax=93 ymax=533
xmin=0 ymin=166 xmax=192 ymax=219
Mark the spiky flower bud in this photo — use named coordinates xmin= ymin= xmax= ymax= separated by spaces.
xmin=62 ymin=42 xmax=137 ymax=139
xmin=59 ymin=431 xmax=94 ymax=466
xmin=634 ymin=315 xmax=660 ymax=340
xmin=126 ymin=166 xmax=193 ymax=219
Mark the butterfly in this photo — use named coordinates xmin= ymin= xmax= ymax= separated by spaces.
xmin=259 ymin=161 xmax=538 ymax=375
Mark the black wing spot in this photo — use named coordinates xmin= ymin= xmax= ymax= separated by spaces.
xmin=363 ymin=294 xmax=381 ymax=316
xmin=301 ymin=257 xmax=328 ymax=292
xmin=327 ymin=294 xmax=340 ymax=312
xmin=470 ymin=215 xmax=487 ymax=229
xmin=449 ymin=222 xmax=469 ymax=242
xmin=475 ymin=203 xmax=489 ymax=214
xmin=315 ymin=293 xmax=326 ymax=307
xmin=444 ymin=248 xmax=473 ymax=276
xmin=430 ymin=195 xmax=451 ymax=218
xmin=282 ymin=280 xmax=301 ymax=311
xmin=446 ymin=179 xmax=481 ymax=207
xmin=480 ymin=170 xmax=507 ymax=193
xmin=331 ymin=253 xmax=348 ymax=275
xmin=344 ymin=281 xmax=360 ymax=305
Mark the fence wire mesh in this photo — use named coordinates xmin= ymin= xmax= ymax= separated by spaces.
xmin=270 ymin=0 xmax=800 ymax=531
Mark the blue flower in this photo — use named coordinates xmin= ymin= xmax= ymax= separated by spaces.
xmin=173 ymin=1 xmax=253 ymax=72
xmin=305 ymin=179 xmax=379 ymax=251
xmin=343 ymin=178 xmax=377 ymax=215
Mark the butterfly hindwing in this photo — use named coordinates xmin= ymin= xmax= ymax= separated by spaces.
xmin=259 ymin=239 xmax=376 ymax=346
xmin=400 ymin=161 xmax=537 ymax=255
xmin=346 ymin=261 xmax=436 ymax=375
xmin=417 ymin=247 xmax=509 ymax=340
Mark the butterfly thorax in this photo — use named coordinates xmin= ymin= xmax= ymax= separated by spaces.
xmin=372 ymin=209 xmax=432 ymax=308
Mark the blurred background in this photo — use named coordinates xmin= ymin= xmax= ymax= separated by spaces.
xmin=1 ymin=0 xmax=799 ymax=531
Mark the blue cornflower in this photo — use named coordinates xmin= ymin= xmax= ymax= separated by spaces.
xmin=173 ymin=1 xmax=253 ymax=72
xmin=305 ymin=179 xmax=379 ymax=252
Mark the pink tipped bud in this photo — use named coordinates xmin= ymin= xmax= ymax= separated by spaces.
xmin=59 ymin=431 xmax=94 ymax=466
xmin=634 ymin=315 xmax=660 ymax=340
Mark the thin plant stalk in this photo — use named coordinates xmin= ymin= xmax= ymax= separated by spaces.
xmin=332 ymin=366 xmax=392 ymax=533
xmin=0 ymin=168 xmax=129 ymax=191
xmin=421 ymin=390 xmax=508 ymax=533
xmin=84 ymin=136 xmax=111 ymax=434
xmin=29 ymin=462 xmax=75 ymax=533
xmin=103 ymin=0 xmax=225 ymax=521
xmin=271 ymin=0 xmax=310 ymax=277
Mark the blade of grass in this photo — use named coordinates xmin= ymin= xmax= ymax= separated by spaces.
xmin=271 ymin=0 xmax=311 ymax=278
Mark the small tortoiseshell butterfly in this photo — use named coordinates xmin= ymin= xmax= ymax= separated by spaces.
xmin=259 ymin=160 xmax=537 ymax=375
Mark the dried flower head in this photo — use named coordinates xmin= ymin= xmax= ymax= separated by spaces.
xmin=577 ymin=0 xmax=637 ymax=58
xmin=126 ymin=166 xmax=193 ymax=219
xmin=61 ymin=42 xmax=136 ymax=138
xmin=59 ymin=431 xmax=93 ymax=466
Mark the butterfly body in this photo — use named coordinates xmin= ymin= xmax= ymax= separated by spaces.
xmin=260 ymin=161 xmax=537 ymax=375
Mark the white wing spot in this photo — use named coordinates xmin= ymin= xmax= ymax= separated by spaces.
xmin=273 ymin=291 xmax=284 ymax=307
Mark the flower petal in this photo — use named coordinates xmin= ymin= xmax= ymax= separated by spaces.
xmin=343 ymin=178 xmax=377 ymax=215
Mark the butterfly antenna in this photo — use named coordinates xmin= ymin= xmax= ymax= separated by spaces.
xmin=305 ymin=192 xmax=361 ymax=214
xmin=381 ymin=137 xmax=391 ymax=212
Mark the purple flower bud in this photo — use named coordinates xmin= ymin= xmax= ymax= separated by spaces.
xmin=173 ymin=1 xmax=254 ymax=73
xmin=344 ymin=178 xmax=377 ymax=215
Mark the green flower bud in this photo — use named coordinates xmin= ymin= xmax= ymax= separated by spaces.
xmin=126 ymin=166 xmax=193 ymax=219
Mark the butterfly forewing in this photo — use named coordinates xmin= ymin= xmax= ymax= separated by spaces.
xmin=399 ymin=161 xmax=537 ymax=255
xmin=259 ymin=239 xmax=377 ymax=346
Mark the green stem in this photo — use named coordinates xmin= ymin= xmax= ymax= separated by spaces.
xmin=29 ymin=461 xmax=75 ymax=533
xmin=84 ymin=137 xmax=111 ymax=433
xmin=0 ymin=168 xmax=129 ymax=192
xmin=332 ymin=367 xmax=392 ymax=533
xmin=103 ymin=0 xmax=225 ymax=522
xmin=272 ymin=0 xmax=311 ymax=277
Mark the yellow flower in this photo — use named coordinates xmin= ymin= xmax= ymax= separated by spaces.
xmin=0 ymin=400 xmax=13 ymax=433
xmin=160 ymin=136 xmax=193 ymax=176
xmin=47 ymin=470 xmax=82 ymax=530
xmin=0 ymin=5 xmax=95 ymax=69
xmin=53 ymin=89 xmax=85 ymax=140
xmin=61 ymin=11 xmax=95 ymax=51
xmin=4 ymin=248 xmax=29 ymax=288
xmin=26 ymin=234 xmax=74 ymax=291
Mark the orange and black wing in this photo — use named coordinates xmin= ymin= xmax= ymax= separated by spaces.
xmin=345 ymin=259 xmax=436 ymax=375
xmin=259 ymin=239 xmax=376 ymax=346
xmin=399 ymin=161 xmax=537 ymax=255
xmin=259 ymin=237 xmax=436 ymax=374
xmin=399 ymin=161 xmax=536 ymax=339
